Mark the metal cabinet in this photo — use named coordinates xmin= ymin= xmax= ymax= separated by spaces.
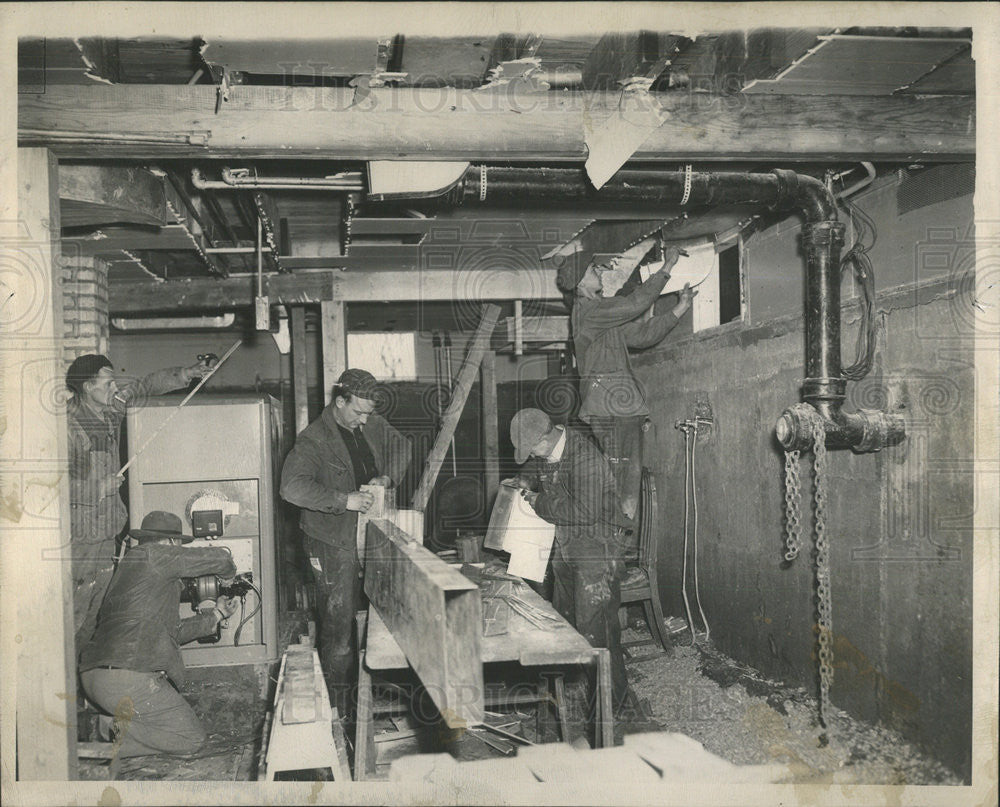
xmin=127 ymin=394 xmax=281 ymax=667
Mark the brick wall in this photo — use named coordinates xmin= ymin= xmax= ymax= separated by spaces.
xmin=61 ymin=254 xmax=109 ymax=359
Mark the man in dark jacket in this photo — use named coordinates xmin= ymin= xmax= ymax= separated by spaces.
xmin=509 ymin=408 xmax=629 ymax=714
xmin=65 ymin=353 xmax=213 ymax=652
xmin=79 ymin=511 xmax=238 ymax=757
xmin=570 ymin=241 xmax=695 ymax=525
xmin=279 ymin=368 xmax=411 ymax=715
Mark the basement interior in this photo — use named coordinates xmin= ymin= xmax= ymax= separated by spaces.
xmin=7 ymin=20 xmax=988 ymax=798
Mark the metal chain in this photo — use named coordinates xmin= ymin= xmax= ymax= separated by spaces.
xmin=783 ymin=448 xmax=803 ymax=561
xmin=782 ymin=416 xmax=835 ymax=732
xmin=810 ymin=417 xmax=834 ymax=729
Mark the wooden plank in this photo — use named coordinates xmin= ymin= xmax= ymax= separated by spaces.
xmin=320 ymin=300 xmax=346 ymax=406
xmin=110 ymin=270 xmax=561 ymax=313
xmin=411 ymin=304 xmax=502 ymax=511
xmin=364 ymin=519 xmax=484 ymax=727
xmin=365 ymin=583 xmax=593 ymax=669
xmin=18 ymin=85 xmax=975 ymax=162
xmin=291 ymin=306 xmax=309 ymax=434
xmin=481 ymin=350 xmax=500 ymax=505
xmin=9 ymin=148 xmax=76 ymax=779
xmin=63 ymin=224 xmax=193 ymax=255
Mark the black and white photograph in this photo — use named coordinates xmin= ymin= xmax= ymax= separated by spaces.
xmin=1 ymin=3 xmax=997 ymax=805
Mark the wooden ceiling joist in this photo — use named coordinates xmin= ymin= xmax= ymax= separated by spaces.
xmin=19 ymin=85 xmax=974 ymax=162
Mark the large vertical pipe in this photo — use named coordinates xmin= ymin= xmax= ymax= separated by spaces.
xmin=802 ymin=221 xmax=847 ymax=416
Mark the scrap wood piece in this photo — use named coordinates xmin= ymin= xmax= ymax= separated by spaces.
xmin=518 ymin=743 xmax=663 ymax=784
xmin=467 ymin=727 xmax=516 ymax=755
xmin=411 ymin=304 xmax=502 ymax=511
xmin=364 ymin=518 xmax=485 ymax=727
xmin=623 ymin=731 xmax=790 ymax=782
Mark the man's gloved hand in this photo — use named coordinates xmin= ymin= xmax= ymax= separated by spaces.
xmin=674 ymin=283 xmax=699 ymax=316
xmin=659 ymin=245 xmax=683 ymax=275
xmin=369 ymin=475 xmax=392 ymax=487
xmin=215 ymin=595 xmax=239 ymax=619
xmin=182 ymin=356 xmax=215 ymax=383
xmin=519 ymin=489 xmax=540 ymax=509
xmin=347 ymin=489 xmax=375 ymax=513
xmin=502 ymin=476 xmax=532 ymax=490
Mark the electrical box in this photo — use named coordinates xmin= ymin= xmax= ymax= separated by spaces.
xmin=127 ymin=394 xmax=281 ymax=667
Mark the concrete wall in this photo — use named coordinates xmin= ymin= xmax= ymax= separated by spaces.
xmin=631 ymin=170 xmax=975 ymax=780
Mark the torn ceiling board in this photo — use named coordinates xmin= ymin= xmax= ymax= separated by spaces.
xmin=397 ymin=36 xmax=497 ymax=87
xmin=901 ymin=47 xmax=974 ymax=94
xmin=582 ymin=31 xmax=664 ymax=90
xmin=114 ymin=38 xmax=204 ymax=84
xmin=18 ymin=38 xmax=92 ymax=87
xmin=202 ymin=38 xmax=377 ymax=77
xmin=584 ymin=87 xmax=667 ymax=189
xmin=59 ymin=165 xmax=167 ymax=228
xmin=742 ymin=35 xmax=970 ymax=95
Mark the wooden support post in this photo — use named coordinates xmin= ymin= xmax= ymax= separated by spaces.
xmin=364 ymin=519 xmax=484 ymax=727
xmin=3 ymin=148 xmax=76 ymax=779
xmin=320 ymin=300 xmax=346 ymax=406
xmin=596 ymin=648 xmax=614 ymax=749
xmin=291 ymin=306 xmax=309 ymax=434
xmin=412 ymin=304 xmax=501 ymax=511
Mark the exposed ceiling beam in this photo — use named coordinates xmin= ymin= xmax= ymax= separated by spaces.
xmin=109 ymin=268 xmax=562 ymax=313
xmin=19 ymin=85 xmax=974 ymax=162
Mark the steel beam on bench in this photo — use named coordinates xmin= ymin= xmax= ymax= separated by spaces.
xmin=364 ymin=518 xmax=484 ymax=727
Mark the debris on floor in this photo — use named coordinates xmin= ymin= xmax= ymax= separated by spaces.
xmin=624 ymin=628 xmax=962 ymax=785
xmin=78 ymin=663 xmax=269 ymax=781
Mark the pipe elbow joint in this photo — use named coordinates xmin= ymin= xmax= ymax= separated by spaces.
xmin=772 ymin=169 xmax=837 ymax=222
xmin=775 ymin=402 xmax=906 ymax=453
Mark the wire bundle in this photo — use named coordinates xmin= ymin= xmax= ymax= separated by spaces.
xmin=839 ymin=197 xmax=880 ymax=382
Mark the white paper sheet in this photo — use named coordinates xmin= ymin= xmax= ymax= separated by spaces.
xmin=638 ymin=241 xmax=718 ymax=295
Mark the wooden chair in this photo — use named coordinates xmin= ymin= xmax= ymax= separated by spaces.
xmin=620 ymin=469 xmax=673 ymax=654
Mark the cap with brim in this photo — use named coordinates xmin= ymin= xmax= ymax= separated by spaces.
xmin=510 ymin=408 xmax=552 ymax=464
xmin=336 ymin=368 xmax=379 ymax=401
xmin=130 ymin=510 xmax=194 ymax=543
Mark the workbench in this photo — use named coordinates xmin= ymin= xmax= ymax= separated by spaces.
xmin=355 ymin=585 xmax=613 ymax=779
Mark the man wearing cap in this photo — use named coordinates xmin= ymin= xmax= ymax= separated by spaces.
xmin=280 ymin=368 xmax=411 ymax=716
xmin=566 ymin=240 xmax=696 ymax=526
xmin=65 ymin=353 xmax=214 ymax=653
xmin=509 ymin=407 xmax=630 ymax=718
xmin=78 ymin=511 xmax=239 ymax=757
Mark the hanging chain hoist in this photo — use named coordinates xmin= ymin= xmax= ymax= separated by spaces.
xmin=783 ymin=413 xmax=834 ymax=733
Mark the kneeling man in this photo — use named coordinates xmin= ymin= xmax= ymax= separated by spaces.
xmin=79 ymin=510 xmax=238 ymax=757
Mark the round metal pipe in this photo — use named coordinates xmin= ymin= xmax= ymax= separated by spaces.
xmin=460 ymin=166 xmax=837 ymax=222
xmin=191 ymin=167 xmax=364 ymax=191
xmin=802 ymin=221 xmax=847 ymax=408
